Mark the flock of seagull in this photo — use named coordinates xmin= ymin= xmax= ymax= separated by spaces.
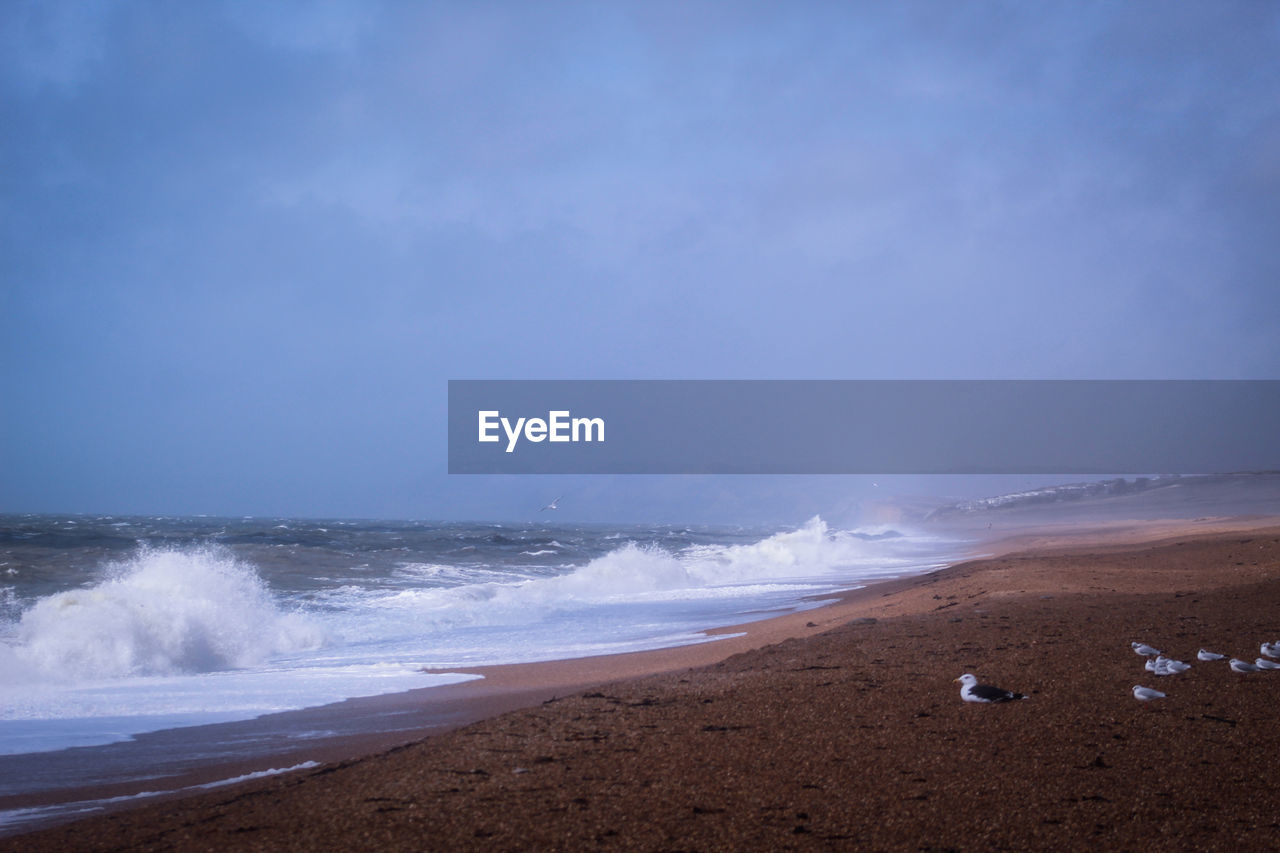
xmin=955 ymin=640 xmax=1280 ymax=705
xmin=1129 ymin=640 xmax=1280 ymax=703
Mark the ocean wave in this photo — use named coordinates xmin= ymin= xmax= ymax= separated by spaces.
xmin=7 ymin=546 xmax=324 ymax=680
xmin=367 ymin=517 xmax=904 ymax=632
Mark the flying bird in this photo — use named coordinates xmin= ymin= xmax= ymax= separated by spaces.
xmin=954 ymin=673 xmax=1027 ymax=703
xmin=1131 ymin=642 xmax=1162 ymax=656
xmin=1132 ymin=685 xmax=1166 ymax=702
xmin=538 ymin=495 xmax=563 ymax=512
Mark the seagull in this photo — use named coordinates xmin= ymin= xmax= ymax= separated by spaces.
xmin=1197 ymin=649 xmax=1226 ymax=661
xmin=538 ymin=495 xmax=563 ymax=513
xmin=955 ymin=673 xmax=1028 ymax=703
xmin=1146 ymin=656 xmax=1190 ymax=676
xmin=1132 ymin=642 xmax=1162 ymax=656
xmin=1261 ymin=642 xmax=1280 ymax=659
xmin=1229 ymin=658 xmax=1262 ymax=673
xmin=1255 ymin=658 xmax=1280 ymax=671
xmin=1132 ymin=685 xmax=1166 ymax=702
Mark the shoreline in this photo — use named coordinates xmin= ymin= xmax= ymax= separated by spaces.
xmin=0 ymin=549 xmax=952 ymax=821
xmin=4 ymin=514 xmax=1280 ymax=847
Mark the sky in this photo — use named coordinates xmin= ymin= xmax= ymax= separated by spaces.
xmin=2 ymin=2 xmax=1278 ymax=523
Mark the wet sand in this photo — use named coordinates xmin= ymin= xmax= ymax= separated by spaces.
xmin=6 ymin=517 xmax=1280 ymax=850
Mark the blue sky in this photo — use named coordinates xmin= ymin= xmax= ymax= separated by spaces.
xmin=2 ymin=2 xmax=1278 ymax=522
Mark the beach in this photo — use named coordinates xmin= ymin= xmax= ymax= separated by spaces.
xmin=8 ymin=3 xmax=1277 ymax=849
xmin=5 ymin=517 xmax=1280 ymax=851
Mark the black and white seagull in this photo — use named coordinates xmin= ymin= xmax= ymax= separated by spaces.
xmin=1229 ymin=658 xmax=1262 ymax=673
xmin=538 ymin=495 xmax=563 ymax=513
xmin=1255 ymin=658 xmax=1280 ymax=671
xmin=955 ymin=673 xmax=1027 ymax=703
xmin=1261 ymin=642 xmax=1280 ymax=659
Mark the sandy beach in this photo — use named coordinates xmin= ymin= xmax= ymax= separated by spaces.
xmin=5 ymin=516 xmax=1280 ymax=851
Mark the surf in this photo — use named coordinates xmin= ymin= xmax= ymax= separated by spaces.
xmin=8 ymin=545 xmax=324 ymax=680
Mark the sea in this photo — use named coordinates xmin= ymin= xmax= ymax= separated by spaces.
xmin=0 ymin=514 xmax=961 ymax=832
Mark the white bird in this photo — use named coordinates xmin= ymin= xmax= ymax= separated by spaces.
xmin=1261 ymin=642 xmax=1280 ymax=659
xmin=1197 ymin=649 xmax=1225 ymax=661
xmin=1255 ymin=658 xmax=1280 ymax=671
xmin=1229 ymin=658 xmax=1262 ymax=673
xmin=538 ymin=495 xmax=563 ymax=513
xmin=1132 ymin=642 xmax=1162 ymax=656
xmin=1132 ymin=685 xmax=1166 ymax=702
xmin=955 ymin=673 xmax=1028 ymax=703
xmin=1147 ymin=656 xmax=1190 ymax=676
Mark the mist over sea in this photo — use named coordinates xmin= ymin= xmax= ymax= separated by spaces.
xmin=0 ymin=515 xmax=957 ymax=764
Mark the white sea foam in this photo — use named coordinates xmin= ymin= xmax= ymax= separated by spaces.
xmin=337 ymin=517 xmax=924 ymax=643
xmin=7 ymin=546 xmax=324 ymax=680
xmin=416 ymin=517 xmax=893 ymax=606
xmin=0 ymin=585 xmax=18 ymax=616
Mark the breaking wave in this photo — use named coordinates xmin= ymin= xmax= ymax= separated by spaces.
xmin=8 ymin=546 xmax=324 ymax=679
xmin=363 ymin=517 xmax=908 ymax=634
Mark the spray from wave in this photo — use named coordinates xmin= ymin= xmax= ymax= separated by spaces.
xmin=528 ymin=516 xmax=871 ymax=597
xmin=364 ymin=517 xmax=906 ymax=634
xmin=9 ymin=546 xmax=324 ymax=680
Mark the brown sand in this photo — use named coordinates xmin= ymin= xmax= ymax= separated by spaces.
xmin=6 ymin=519 xmax=1280 ymax=851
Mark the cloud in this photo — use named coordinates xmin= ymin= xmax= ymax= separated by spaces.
xmin=2 ymin=1 xmax=1278 ymax=516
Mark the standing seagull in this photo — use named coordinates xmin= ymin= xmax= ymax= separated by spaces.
xmin=1157 ymin=656 xmax=1191 ymax=674
xmin=954 ymin=674 xmax=1028 ymax=703
xmin=1146 ymin=656 xmax=1189 ymax=676
xmin=1146 ymin=657 xmax=1187 ymax=676
xmin=538 ymin=495 xmax=563 ymax=513
xmin=1132 ymin=685 xmax=1166 ymax=703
